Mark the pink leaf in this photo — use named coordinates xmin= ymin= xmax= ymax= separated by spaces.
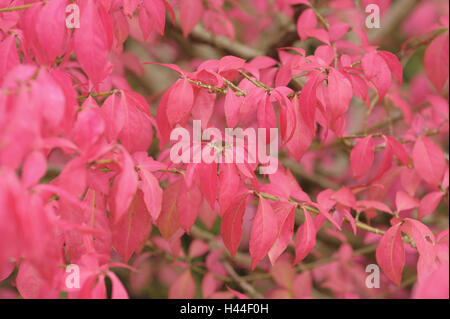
xmin=350 ymin=136 xmax=375 ymax=180
xmin=412 ymin=262 xmax=449 ymax=299
xmin=285 ymin=95 xmax=314 ymax=162
xmin=166 ymin=79 xmax=194 ymax=126
xmin=268 ymin=202 xmax=296 ymax=264
xmin=21 ymin=151 xmax=46 ymax=188
xmin=270 ymin=260 xmax=296 ymax=290
xmin=139 ymin=168 xmax=163 ymax=222
xmin=188 ymin=240 xmax=210 ymax=259
xmin=108 ymin=271 xmax=129 ymax=299
xmin=418 ymin=191 xmax=444 ymax=220
xmin=424 ymin=33 xmax=449 ymax=93
xmin=332 ymin=187 xmax=356 ymax=208
xmin=169 ymin=270 xmax=196 ymax=299
xmin=110 ymin=150 xmax=138 ymax=224
xmin=112 ymin=192 xmax=152 ymax=263
xmin=294 ymin=208 xmax=316 ymax=264
xmin=357 ymin=200 xmax=393 ymax=214
xmin=362 ymin=52 xmax=391 ymax=101
xmin=118 ymin=91 xmax=153 ymax=153
xmin=157 ymin=181 xmax=181 ymax=240
xmin=73 ymin=0 xmax=112 ymax=85
xmin=366 ymin=136 xmax=394 ymax=183
xmin=412 ymin=136 xmax=446 ymax=187
xmin=0 ymin=35 xmax=20 ymax=82
xmin=143 ymin=0 xmax=166 ymax=35
xmin=200 ymin=162 xmax=218 ymax=209
xmin=221 ymin=193 xmax=248 ymax=258
xmin=395 ymin=191 xmax=419 ymax=212
xmin=177 ymin=183 xmax=202 ymax=232
xmin=293 ymin=271 xmax=313 ymax=298
xmin=179 ymin=0 xmax=204 ymax=37
xmin=296 ymin=9 xmax=317 ymax=41
xmin=249 ymin=197 xmax=278 ymax=269
xmin=378 ymin=50 xmax=403 ymax=85
xmin=402 ymin=218 xmax=436 ymax=275
xmin=218 ymin=164 xmax=241 ymax=214
xmin=224 ymin=89 xmax=241 ymax=128
xmin=385 ymin=136 xmax=409 ymax=166
xmin=376 ymin=223 xmax=405 ymax=286
xmin=327 ymin=68 xmax=353 ymax=120
xmin=218 ymin=56 xmax=246 ymax=73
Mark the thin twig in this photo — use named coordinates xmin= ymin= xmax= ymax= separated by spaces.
xmin=223 ymin=261 xmax=264 ymax=299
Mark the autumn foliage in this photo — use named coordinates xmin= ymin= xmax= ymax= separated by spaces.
xmin=0 ymin=0 xmax=449 ymax=299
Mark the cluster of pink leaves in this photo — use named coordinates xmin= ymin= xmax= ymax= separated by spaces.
xmin=0 ymin=0 xmax=449 ymax=299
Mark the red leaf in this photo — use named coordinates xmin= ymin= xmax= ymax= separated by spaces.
xmin=224 ymin=89 xmax=241 ymax=128
xmin=412 ymin=136 xmax=446 ymax=187
xmin=402 ymin=218 xmax=436 ymax=259
xmin=418 ymin=191 xmax=444 ymax=220
xmin=296 ymin=9 xmax=317 ymax=41
xmin=268 ymin=202 xmax=296 ymax=264
xmin=188 ymin=240 xmax=210 ymax=259
xmin=169 ymin=270 xmax=196 ymax=299
xmin=362 ymin=51 xmax=391 ymax=101
xmin=166 ymin=78 xmax=194 ymax=126
xmin=21 ymin=151 xmax=46 ymax=188
xmin=200 ymin=162 xmax=218 ymax=209
xmin=327 ymin=68 xmax=353 ymax=121
xmin=177 ymin=182 xmax=202 ymax=232
xmin=249 ymin=197 xmax=278 ymax=269
xmin=118 ymin=92 xmax=153 ymax=153
xmin=218 ymin=56 xmax=246 ymax=73
xmin=294 ymin=208 xmax=317 ymax=264
xmin=385 ymin=136 xmax=409 ymax=166
xmin=218 ymin=164 xmax=241 ymax=214
xmin=110 ymin=150 xmax=138 ymax=223
xmin=395 ymin=191 xmax=419 ymax=212
xmin=157 ymin=181 xmax=182 ymax=240
xmin=270 ymin=259 xmax=296 ymax=290
xmin=332 ymin=187 xmax=356 ymax=208
xmin=376 ymin=223 xmax=405 ymax=286
xmin=285 ymin=95 xmax=314 ymax=162
xmin=350 ymin=136 xmax=375 ymax=180
xmin=0 ymin=35 xmax=20 ymax=81
xmin=73 ymin=0 xmax=112 ymax=85
xmin=112 ymin=192 xmax=152 ymax=263
xmin=179 ymin=0 xmax=204 ymax=37
xmin=220 ymin=193 xmax=248 ymax=258
xmin=143 ymin=0 xmax=166 ymax=35
xmin=424 ymin=33 xmax=449 ymax=93
xmin=378 ymin=50 xmax=403 ymax=85
xmin=108 ymin=272 xmax=129 ymax=299
xmin=139 ymin=168 xmax=163 ymax=222
xmin=293 ymin=271 xmax=313 ymax=298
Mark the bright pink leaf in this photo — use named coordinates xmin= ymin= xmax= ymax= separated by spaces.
xmin=412 ymin=136 xmax=446 ymax=187
xmin=294 ymin=208 xmax=316 ymax=264
xmin=350 ymin=136 xmax=375 ymax=180
xmin=249 ymin=197 xmax=278 ymax=269
xmin=376 ymin=223 xmax=405 ymax=286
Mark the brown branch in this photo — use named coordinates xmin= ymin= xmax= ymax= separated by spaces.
xmin=168 ymin=24 xmax=264 ymax=60
xmin=222 ymin=261 xmax=264 ymax=299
